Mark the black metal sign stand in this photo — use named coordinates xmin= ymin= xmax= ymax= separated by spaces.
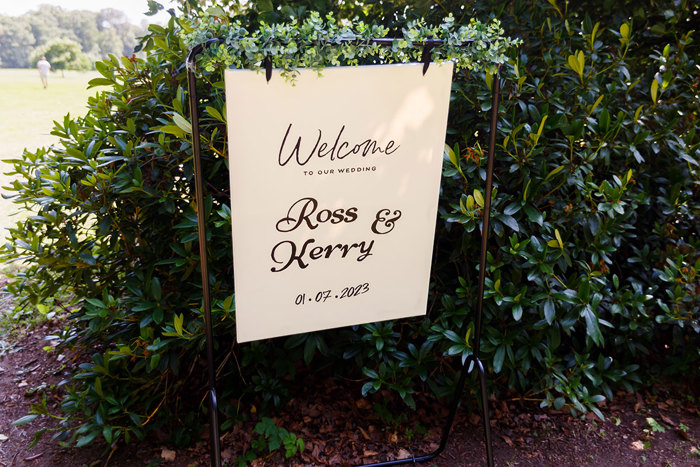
xmin=186 ymin=39 xmax=500 ymax=467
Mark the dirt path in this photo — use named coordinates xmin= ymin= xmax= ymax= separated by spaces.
xmin=1 ymin=279 xmax=699 ymax=466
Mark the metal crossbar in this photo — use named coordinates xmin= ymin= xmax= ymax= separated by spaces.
xmin=186 ymin=37 xmax=500 ymax=467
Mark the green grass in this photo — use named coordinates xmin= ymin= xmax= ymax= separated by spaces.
xmin=0 ymin=68 xmax=99 ymax=234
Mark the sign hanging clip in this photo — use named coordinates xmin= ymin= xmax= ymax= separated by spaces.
xmin=264 ymin=57 xmax=272 ymax=82
xmin=421 ymin=43 xmax=433 ymax=75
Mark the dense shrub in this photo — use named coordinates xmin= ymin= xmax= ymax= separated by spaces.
xmin=2 ymin=0 xmax=697 ymax=449
xmin=443 ymin=0 xmax=699 ymax=415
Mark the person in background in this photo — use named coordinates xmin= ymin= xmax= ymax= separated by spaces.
xmin=37 ymin=56 xmax=51 ymax=89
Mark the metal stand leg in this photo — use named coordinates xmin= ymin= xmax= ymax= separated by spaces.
xmin=187 ymin=42 xmax=224 ymax=467
xmin=467 ymin=355 xmax=494 ymax=466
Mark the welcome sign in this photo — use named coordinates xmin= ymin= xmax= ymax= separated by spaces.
xmin=225 ymin=62 xmax=454 ymax=342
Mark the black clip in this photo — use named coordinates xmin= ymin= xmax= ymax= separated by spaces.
xmin=421 ymin=43 xmax=433 ymax=76
xmin=264 ymin=57 xmax=272 ymax=82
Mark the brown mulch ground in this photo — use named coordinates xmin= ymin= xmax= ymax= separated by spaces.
xmin=1 ymin=286 xmax=699 ymax=466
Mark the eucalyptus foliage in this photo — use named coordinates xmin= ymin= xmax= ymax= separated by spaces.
xmin=181 ymin=11 xmax=519 ymax=77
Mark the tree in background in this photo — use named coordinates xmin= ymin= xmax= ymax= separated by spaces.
xmin=0 ymin=16 xmax=36 ymax=68
xmin=62 ymin=8 xmax=99 ymax=53
xmin=96 ymin=9 xmax=139 ymax=58
xmin=0 ymin=5 xmax=145 ymax=69
xmin=26 ymin=5 xmax=63 ymax=47
xmin=30 ymin=39 xmax=92 ymax=73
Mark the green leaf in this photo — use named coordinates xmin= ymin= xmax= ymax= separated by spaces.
xmin=577 ymin=50 xmax=585 ymax=74
xmin=473 ymin=189 xmax=484 ymax=207
xmin=591 ymin=406 xmax=605 ymax=421
xmin=555 ymin=228 xmax=564 ymax=249
xmin=29 ymin=428 xmax=47 ymax=449
xmin=547 ymin=0 xmax=563 ymax=18
xmin=129 ymin=412 xmax=141 ymax=426
xmin=500 ymin=215 xmax=520 ymax=232
xmin=151 ymin=278 xmax=162 ymax=301
xmin=152 ymin=307 xmax=164 ymax=324
xmin=205 ymin=106 xmax=226 ymax=123
xmin=512 ymin=304 xmax=523 ymax=321
xmin=466 ymin=195 xmax=475 ymax=211
xmin=544 ymin=165 xmax=565 ymax=182
xmin=257 ymin=0 xmax=274 ymax=13
xmin=172 ymin=113 xmax=192 ymax=134
xmin=589 ymin=394 xmax=606 ymax=403
xmin=174 ymin=314 xmax=184 ymax=336
xmin=588 ymin=95 xmax=604 ymax=116
xmin=303 ymin=337 xmax=316 ymax=365
xmin=205 ymin=6 xmax=226 ymax=17
xmin=661 ymin=68 xmax=672 ymax=90
xmin=578 ymin=279 xmax=591 ymax=302
xmin=535 ymin=114 xmax=549 ymax=140
xmin=13 ymin=414 xmax=39 ymax=426
xmin=150 ymin=354 xmax=161 ymax=370
xmin=524 ymin=205 xmax=543 ymax=225
xmin=590 ymin=22 xmax=600 ymax=48
xmin=362 ymin=367 xmax=378 ymax=379
xmin=544 ymin=299 xmax=555 ymax=324
xmin=85 ymin=298 xmax=106 ymax=309
xmin=87 ymin=77 xmax=114 ymax=88
xmin=94 ymin=377 xmax=103 ymax=398
xmin=493 ymin=345 xmax=506 ymax=373
xmin=650 ymin=78 xmax=658 ymax=104
xmin=598 ymin=108 xmax=610 ymax=132
xmin=76 ymin=431 xmax=98 ymax=447
xmin=522 ymin=179 xmax=532 ymax=202
xmin=445 ymin=144 xmax=458 ymax=169
xmin=103 ymin=426 xmax=113 ymax=444
xmin=485 ymin=72 xmax=493 ymax=91
xmin=567 ymin=52 xmax=582 ymax=80
xmin=503 ymin=202 xmax=521 ymax=216
xmin=619 ymin=23 xmax=630 ymax=45
xmin=583 ymin=306 xmax=603 ymax=346
xmin=443 ymin=329 xmax=462 ymax=343
xmin=156 ymin=124 xmax=186 ymax=138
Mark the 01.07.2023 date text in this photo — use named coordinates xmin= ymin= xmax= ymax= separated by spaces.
xmin=295 ymin=283 xmax=370 ymax=305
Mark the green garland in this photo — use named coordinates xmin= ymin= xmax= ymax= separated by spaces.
xmin=180 ymin=11 xmax=520 ymax=80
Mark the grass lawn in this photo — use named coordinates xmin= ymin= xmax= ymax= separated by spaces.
xmin=0 ymin=68 xmax=99 ymax=235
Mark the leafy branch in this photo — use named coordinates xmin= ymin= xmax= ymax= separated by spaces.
xmin=180 ymin=11 xmax=521 ymax=79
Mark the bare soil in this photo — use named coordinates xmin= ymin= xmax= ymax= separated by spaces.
xmin=1 ymin=281 xmax=699 ymax=466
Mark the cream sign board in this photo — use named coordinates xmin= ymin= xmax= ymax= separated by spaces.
xmin=225 ymin=62 xmax=454 ymax=342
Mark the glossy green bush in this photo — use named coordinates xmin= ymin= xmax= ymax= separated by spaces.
xmin=438 ymin=1 xmax=698 ymax=416
xmin=2 ymin=0 xmax=697 ymax=448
